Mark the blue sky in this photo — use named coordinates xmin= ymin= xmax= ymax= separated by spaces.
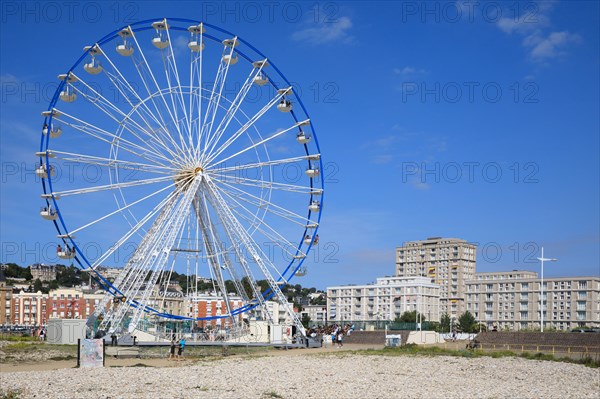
xmin=1 ymin=1 xmax=598 ymax=290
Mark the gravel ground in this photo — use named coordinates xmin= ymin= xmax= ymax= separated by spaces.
xmin=1 ymin=353 xmax=599 ymax=399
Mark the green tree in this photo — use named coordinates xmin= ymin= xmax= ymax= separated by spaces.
xmin=458 ymin=311 xmax=476 ymax=333
xmin=33 ymin=278 xmax=43 ymax=292
xmin=399 ymin=310 xmax=426 ymax=323
xmin=440 ymin=313 xmax=451 ymax=333
xmin=301 ymin=313 xmax=311 ymax=328
xmin=23 ymin=267 xmax=33 ymax=281
xmin=56 ymin=266 xmax=81 ymax=287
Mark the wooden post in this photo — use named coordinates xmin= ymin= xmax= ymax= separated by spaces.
xmin=76 ymin=338 xmax=81 ymax=368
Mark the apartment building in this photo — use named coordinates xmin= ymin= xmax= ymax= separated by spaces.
xmin=186 ymin=294 xmax=245 ymax=330
xmin=465 ymin=272 xmax=600 ymax=331
xmin=327 ymin=276 xmax=440 ymax=323
xmin=395 ymin=237 xmax=476 ymax=317
xmin=0 ymin=272 xmax=11 ymax=325
xmin=301 ymin=305 xmax=327 ymax=326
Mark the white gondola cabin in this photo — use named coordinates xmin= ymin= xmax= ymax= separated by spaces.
xmin=59 ymin=86 xmax=77 ymax=102
xmin=152 ymin=36 xmax=169 ymax=49
xmin=296 ymin=131 xmax=311 ymax=144
xmin=116 ymin=43 xmax=134 ymax=56
xmin=277 ymin=99 xmax=292 ymax=112
xmin=57 ymin=74 xmax=78 ymax=102
xmin=42 ymin=124 xmax=62 ymax=138
xmin=84 ymin=58 xmax=103 ymax=74
xmin=116 ymin=28 xmax=134 ymax=56
xmin=222 ymin=53 xmax=238 ymax=65
xmin=187 ymin=24 xmax=205 ymax=52
xmin=252 ymin=60 xmax=269 ymax=85
xmin=151 ymin=20 xmax=169 ymax=49
xmin=309 ymin=201 xmax=320 ymax=212
xmin=40 ymin=206 xmax=58 ymax=221
xmin=305 ymin=168 xmax=320 ymax=178
xmin=253 ymin=72 xmax=268 ymax=86
xmin=304 ymin=234 xmax=319 ymax=246
xmin=188 ymin=40 xmax=205 ymax=52
xmin=36 ymin=164 xmax=55 ymax=179
xmin=83 ymin=45 xmax=103 ymax=74
xmin=57 ymin=246 xmax=76 ymax=259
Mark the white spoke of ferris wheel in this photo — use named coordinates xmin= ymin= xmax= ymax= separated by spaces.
xmin=95 ymin=189 xmax=184 ymax=330
xmin=54 ymin=110 xmax=174 ymax=166
xmin=203 ymin=90 xmax=290 ymax=166
xmin=193 ymin=193 xmax=235 ymax=320
xmin=128 ymin=30 xmax=191 ymax=164
xmin=90 ymin=186 xmax=183 ymax=269
xmin=212 ymin=173 xmax=317 ymax=195
xmin=211 ymin=154 xmax=309 ymax=174
xmin=203 ymin=176 xmax=304 ymax=334
xmin=214 ymin=179 xmax=313 ymax=227
xmin=202 ymin=183 xmax=271 ymax=321
xmin=51 ymin=175 xmax=172 ymax=197
xmin=203 ymin=64 xmax=265 ymax=160
xmin=100 ymin=189 xmax=182 ymax=322
xmin=68 ymin=181 xmax=177 ymax=236
xmin=199 ymin=42 xmax=236 ymax=161
xmin=50 ymin=151 xmax=177 ymax=175
xmin=98 ymin=70 xmax=183 ymax=158
xmin=213 ymin=182 xmax=306 ymax=256
xmin=96 ymin=45 xmax=185 ymax=157
xmin=197 ymin=192 xmax=250 ymax=304
xmin=217 ymin=187 xmax=306 ymax=260
xmin=189 ymin=31 xmax=206 ymax=161
xmin=68 ymin=75 xmax=179 ymax=159
xmin=127 ymin=177 xmax=203 ymax=331
xmin=162 ymin=24 xmax=193 ymax=155
xmin=106 ymin=184 xmax=187 ymax=331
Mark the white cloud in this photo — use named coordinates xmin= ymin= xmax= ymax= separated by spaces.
xmin=524 ymin=31 xmax=582 ymax=61
xmin=292 ymin=17 xmax=353 ymax=45
xmin=495 ymin=1 xmax=581 ymax=62
xmin=393 ymin=66 xmax=427 ymax=76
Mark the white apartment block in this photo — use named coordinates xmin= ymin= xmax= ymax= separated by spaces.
xmin=301 ymin=305 xmax=327 ymax=326
xmin=465 ymin=272 xmax=600 ymax=331
xmin=395 ymin=237 xmax=476 ymax=317
xmin=327 ymin=276 xmax=440 ymax=323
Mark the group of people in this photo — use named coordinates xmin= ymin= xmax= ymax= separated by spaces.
xmin=168 ymin=337 xmax=186 ymax=361
xmin=306 ymin=324 xmax=354 ymax=348
xmin=56 ymin=244 xmax=76 ymax=255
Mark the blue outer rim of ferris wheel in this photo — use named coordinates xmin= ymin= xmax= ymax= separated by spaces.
xmin=39 ymin=17 xmax=325 ymax=321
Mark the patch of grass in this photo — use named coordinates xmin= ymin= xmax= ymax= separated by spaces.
xmin=347 ymin=344 xmax=600 ymax=368
xmin=0 ymin=388 xmax=24 ymax=399
xmin=0 ymin=335 xmax=39 ymax=342
xmin=48 ymin=355 xmax=75 ymax=361
xmin=263 ymin=391 xmax=284 ymax=398
xmin=194 ymin=386 xmax=209 ymax=391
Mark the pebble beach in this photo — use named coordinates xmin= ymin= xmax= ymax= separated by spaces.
xmin=2 ymin=352 xmax=599 ymax=398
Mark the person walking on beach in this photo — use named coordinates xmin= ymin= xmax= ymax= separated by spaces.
xmin=168 ymin=339 xmax=177 ymax=360
xmin=177 ymin=337 xmax=186 ymax=361
xmin=337 ymin=331 xmax=344 ymax=348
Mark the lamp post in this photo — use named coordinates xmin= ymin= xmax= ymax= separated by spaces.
xmin=537 ymin=247 xmax=557 ymax=333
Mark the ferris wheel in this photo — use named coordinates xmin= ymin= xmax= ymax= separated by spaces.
xmin=38 ymin=18 xmax=324 ymax=337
